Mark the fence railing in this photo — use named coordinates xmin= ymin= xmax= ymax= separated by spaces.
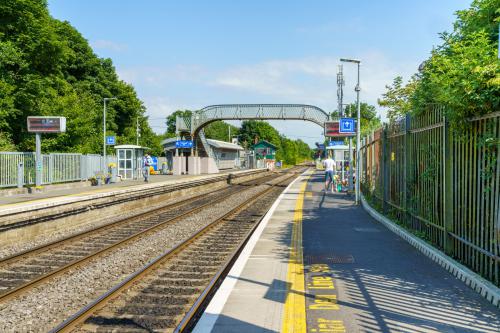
xmin=360 ymin=110 xmax=500 ymax=286
xmin=0 ymin=153 xmax=117 ymax=188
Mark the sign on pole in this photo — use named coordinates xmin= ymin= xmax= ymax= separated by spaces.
xmin=27 ymin=116 xmax=66 ymax=133
xmin=339 ymin=118 xmax=355 ymax=134
xmin=27 ymin=116 xmax=66 ymax=188
xmin=328 ymin=140 xmax=345 ymax=146
xmin=106 ymin=136 xmax=116 ymax=145
xmin=175 ymin=140 xmax=193 ymax=148
xmin=324 ymin=119 xmax=356 ymax=137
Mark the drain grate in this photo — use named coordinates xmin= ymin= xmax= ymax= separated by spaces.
xmin=305 ymin=254 xmax=355 ymax=265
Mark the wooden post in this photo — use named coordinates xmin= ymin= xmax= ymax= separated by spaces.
xmin=443 ymin=116 xmax=454 ymax=255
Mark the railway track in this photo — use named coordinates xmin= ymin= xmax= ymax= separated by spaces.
xmin=0 ymin=172 xmax=282 ymax=303
xmin=51 ymin=168 xmax=304 ymax=332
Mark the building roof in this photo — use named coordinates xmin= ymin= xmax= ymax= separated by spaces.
xmin=207 ymin=139 xmax=243 ymax=150
xmin=251 ymin=140 xmax=277 ymax=150
xmin=161 ymin=137 xmax=177 ymax=145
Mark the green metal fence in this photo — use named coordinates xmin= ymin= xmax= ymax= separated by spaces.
xmin=360 ymin=109 xmax=500 ymax=286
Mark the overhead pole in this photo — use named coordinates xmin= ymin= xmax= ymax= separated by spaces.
xmin=136 ymin=116 xmax=140 ymax=146
xmin=103 ymin=97 xmax=117 ymax=174
xmin=341 ymin=58 xmax=361 ymax=204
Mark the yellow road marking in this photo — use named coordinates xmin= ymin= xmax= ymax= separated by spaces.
xmin=282 ymin=174 xmax=311 ymax=333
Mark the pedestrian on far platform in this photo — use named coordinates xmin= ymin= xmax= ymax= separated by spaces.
xmin=143 ymin=153 xmax=153 ymax=182
xmin=323 ymin=153 xmax=336 ymax=193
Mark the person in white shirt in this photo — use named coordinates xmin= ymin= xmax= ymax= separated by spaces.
xmin=322 ymin=154 xmax=336 ymax=193
xmin=143 ymin=153 xmax=153 ymax=182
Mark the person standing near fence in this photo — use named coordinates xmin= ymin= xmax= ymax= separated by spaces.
xmin=143 ymin=153 xmax=153 ymax=182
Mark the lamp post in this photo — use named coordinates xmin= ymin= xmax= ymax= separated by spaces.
xmin=103 ymin=97 xmax=117 ymax=173
xmin=340 ymin=58 xmax=361 ymax=205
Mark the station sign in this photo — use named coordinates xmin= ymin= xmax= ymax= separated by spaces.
xmin=27 ymin=116 xmax=66 ymax=133
xmin=324 ymin=119 xmax=356 ymax=137
xmin=328 ymin=140 xmax=345 ymax=146
xmin=106 ymin=136 xmax=116 ymax=145
xmin=175 ymin=140 xmax=193 ymax=148
xmin=339 ymin=118 xmax=355 ymax=134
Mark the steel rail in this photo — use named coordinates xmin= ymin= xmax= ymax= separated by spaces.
xmin=0 ymin=172 xmax=278 ymax=303
xmin=50 ymin=169 xmax=303 ymax=333
xmin=0 ymin=171 xmax=273 ymax=267
xmin=174 ymin=191 xmax=276 ymax=333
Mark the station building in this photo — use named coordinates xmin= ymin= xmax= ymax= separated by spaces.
xmin=161 ymin=137 xmax=243 ymax=174
xmin=252 ymin=140 xmax=277 ymax=169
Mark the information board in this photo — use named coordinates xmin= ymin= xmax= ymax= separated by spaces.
xmin=27 ymin=116 xmax=66 ymax=133
xmin=324 ymin=120 xmax=356 ymax=137
xmin=175 ymin=140 xmax=193 ymax=148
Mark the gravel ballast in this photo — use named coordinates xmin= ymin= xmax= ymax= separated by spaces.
xmin=0 ymin=179 xmax=287 ymax=332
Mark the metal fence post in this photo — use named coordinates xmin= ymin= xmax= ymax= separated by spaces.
xmin=17 ymin=162 xmax=24 ymax=188
xmin=443 ymin=116 xmax=454 ymax=255
xmin=404 ymin=114 xmax=411 ymax=221
xmin=382 ymin=126 xmax=389 ymax=214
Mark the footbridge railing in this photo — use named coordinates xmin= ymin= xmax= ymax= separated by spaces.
xmin=176 ymin=104 xmax=330 ymax=135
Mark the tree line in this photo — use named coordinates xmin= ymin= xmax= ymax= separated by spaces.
xmin=378 ymin=0 xmax=499 ymax=130
xmin=0 ymin=0 xmax=161 ymax=154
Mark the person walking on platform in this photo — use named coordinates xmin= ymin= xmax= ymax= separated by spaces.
xmin=143 ymin=153 xmax=153 ymax=182
xmin=323 ymin=154 xmax=336 ymax=193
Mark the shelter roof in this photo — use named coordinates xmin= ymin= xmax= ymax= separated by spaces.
xmin=251 ymin=140 xmax=277 ymax=150
xmin=207 ymin=139 xmax=243 ymax=151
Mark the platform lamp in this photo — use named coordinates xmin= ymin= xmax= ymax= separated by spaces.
xmin=340 ymin=58 xmax=361 ymax=205
xmin=103 ymin=97 xmax=117 ymax=174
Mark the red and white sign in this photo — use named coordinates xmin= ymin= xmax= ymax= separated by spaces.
xmin=27 ymin=117 xmax=66 ymax=133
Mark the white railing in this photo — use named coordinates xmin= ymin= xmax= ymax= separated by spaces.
xmin=0 ymin=152 xmax=119 ymax=188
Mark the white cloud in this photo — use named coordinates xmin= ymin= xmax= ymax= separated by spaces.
xmin=116 ymin=65 xmax=206 ymax=86
xmin=211 ymin=53 xmax=419 ymax=120
xmin=143 ymin=96 xmax=199 ymax=134
xmin=90 ymin=39 xmax=128 ymax=52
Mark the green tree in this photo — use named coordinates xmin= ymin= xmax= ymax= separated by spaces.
xmin=344 ymin=102 xmax=382 ymax=136
xmin=165 ymin=110 xmax=192 ymax=136
xmin=238 ymin=120 xmax=282 ymax=149
xmin=0 ymin=0 xmax=161 ymax=153
xmin=378 ymin=76 xmax=419 ymax=121
xmin=379 ymin=0 xmax=499 ymax=128
xmin=204 ymin=121 xmax=239 ymax=142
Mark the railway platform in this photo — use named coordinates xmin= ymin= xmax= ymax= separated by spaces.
xmin=194 ymin=169 xmax=500 ymax=333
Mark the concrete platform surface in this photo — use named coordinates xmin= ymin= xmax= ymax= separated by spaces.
xmin=194 ymin=170 xmax=500 ymax=333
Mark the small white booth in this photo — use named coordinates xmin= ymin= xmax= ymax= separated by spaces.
xmin=114 ymin=145 xmax=147 ymax=180
xmin=326 ymin=144 xmax=351 ymax=182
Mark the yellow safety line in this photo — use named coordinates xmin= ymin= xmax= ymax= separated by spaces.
xmin=282 ymin=174 xmax=310 ymax=333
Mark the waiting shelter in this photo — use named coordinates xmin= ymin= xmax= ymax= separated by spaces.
xmin=114 ymin=145 xmax=148 ymax=180
xmin=252 ymin=140 xmax=277 ymax=169
xmin=161 ymin=137 xmax=243 ymax=175
xmin=326 ymin=144 xmax=351 ymax=183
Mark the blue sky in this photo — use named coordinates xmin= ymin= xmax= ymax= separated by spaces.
xmin=48 ymin=0 xmax=471 ymax=146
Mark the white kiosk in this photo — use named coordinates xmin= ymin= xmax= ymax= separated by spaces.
xmin=114 ymin=145 xmax=147 ymax=180
xmin=326 ymin=144 xmax=351 ymax=183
